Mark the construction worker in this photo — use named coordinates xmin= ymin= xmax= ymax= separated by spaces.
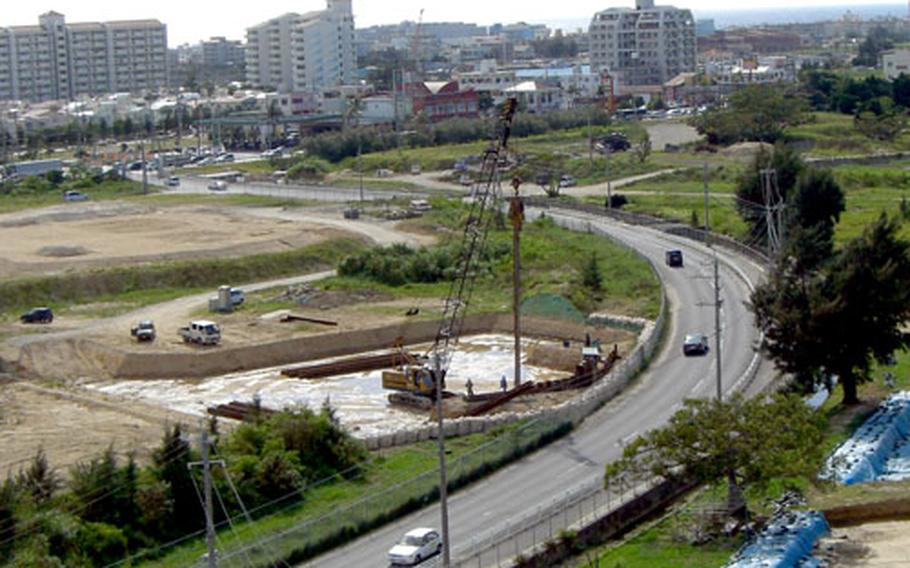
xmin=500 ymin=374 xmax=508 ymax=392
xmin=465 ymin=378 xmax=474 ymax=397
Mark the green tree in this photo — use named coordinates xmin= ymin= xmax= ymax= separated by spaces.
xmin=582 ymin=252 xmax=603 ymax=292
xmin=788 ymin=168 xmax=845 ymax=271
xmin=606 ymin=394 xmax=825 ymax=515
xmin=893 ymin=73 xmax=910 ymax=108
xmin=0 ymin=478 xmax=18 ymax=557
xmin=691 ymin=85 xmax=806 ymax=145
xmin=854 ymin=98 xmax=907 ymax=141
xmin=17 ymin=449 xmax=58 ymax=505
xmin=152 ymin=425 xmax=198 ymax=538
xmin=753 ymin=214 xmax=910 ymax=404
xmin=814 ymin=214 xmax=910 ymax=404
xmin=854 ymin=26 xmax=894 ymax=67
xmin=634 ymin=134 xmax=652 ymax=164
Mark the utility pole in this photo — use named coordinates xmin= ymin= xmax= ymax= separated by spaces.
xmin=605 ymin=151 xmax=612 ymax=210
xmin=176 ymin=96 xmax=183 ymax=150
xmin=433 ymin=353 xmax=451 ymax=567
xmin=703 ymin=165 xmax=722 ymax=401
xmin=194 ymin=429 xmax=217 ymax=568
xmin=140 ymin=140 xmax=148 ymax=195
xmin=509 ymin=177 xmax=524 ymax=387
xmin=713 ymin=253 xmax=723 ymax=401
xmin=760 ymin=168 xmax=783 ymax=256
xmin=358 ymin=140 xmax=364 ymax=206
xmin=702 ymin=162 xmax=710 ymax=243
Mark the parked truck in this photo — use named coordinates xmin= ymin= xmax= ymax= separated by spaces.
xmin=131 ymin=320 xmax=156 ymax=342
xmin=178 ymin=320 xmax=221 ymax=345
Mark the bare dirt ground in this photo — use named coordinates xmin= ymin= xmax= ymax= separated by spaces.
xmin=818 ymin=520 xmax=910 ymax=566
xmin=0 ymin=377 xmax=197 ymax=474
xmin=0 ymin=202 xmax=360 ymax=278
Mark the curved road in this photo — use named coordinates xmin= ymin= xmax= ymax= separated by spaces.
xmin=303 ymin=208 xmax=771 ymax=567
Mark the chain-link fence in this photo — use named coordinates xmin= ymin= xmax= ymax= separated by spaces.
xmin=451 ymin=472 xmax=660 ymax=568
xmin=208 ymin=416 xmax=570 ymax=568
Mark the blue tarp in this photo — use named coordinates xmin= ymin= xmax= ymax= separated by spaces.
xmin=822 ymin=392 xmax=910 ymax=485
xmin=725 ymin=510 xmax=829 ymax=568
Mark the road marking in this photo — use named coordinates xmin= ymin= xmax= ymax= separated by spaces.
xmin=619 ymin=431 xmax=639 ymax=446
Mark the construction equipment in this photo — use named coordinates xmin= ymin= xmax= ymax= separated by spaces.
xmin=383 ymin=98 xmax=519 ymax=407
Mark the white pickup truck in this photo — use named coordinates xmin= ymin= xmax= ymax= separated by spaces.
xmin=178 ymin=320 xmax=221 ymax=345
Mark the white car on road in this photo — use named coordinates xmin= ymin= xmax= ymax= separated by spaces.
xmin=207 ymin=180 xmax=228 ymax=191
xmin=387 ymin=527 xmax=442 ymax=566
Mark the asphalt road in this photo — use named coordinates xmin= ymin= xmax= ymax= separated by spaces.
xmin=301 ymin=209 xmax=771 ymax=568
xmin=129 ymin=170 xmax=428 ymax=202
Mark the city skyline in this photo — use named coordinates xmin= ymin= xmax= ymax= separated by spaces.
xmin=0 ymin=1 xmax=906 ymax=45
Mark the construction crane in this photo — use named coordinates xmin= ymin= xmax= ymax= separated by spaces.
xmin=381 ymin=98 xmax=520 ymax=404
xmin=430 ymin=98 xmax=518 ymax=380
xmin=410 ymin=8 xmax=425 ymax=83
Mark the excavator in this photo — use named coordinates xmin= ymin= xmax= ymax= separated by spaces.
xmin=382 ymin=98 xmax=520 ymax=407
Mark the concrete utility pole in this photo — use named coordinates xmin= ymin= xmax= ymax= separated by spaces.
xmin=605 ymin=151 xmax=612 ymax=210
xmin=140 ymin=141 xmax=148 ymax=195
xmin=433 ymin=353 xmax=451 ymax=567
xmin=193 ymin=429 xmax=217 ymax=568
xmin=703 ymin=162 xmax=710 ymax=242
xmin=713 ymin=252 xmax=723 ymax=401
xmin=509 ymin=177 xmax=524 ymax=387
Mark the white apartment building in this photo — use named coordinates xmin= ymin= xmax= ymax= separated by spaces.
xmin=0 ymin=12 xmax=167 ymax=102
xmin=882 ymin=49 xmax=910 ymax=81
xmin=589 ymin=0 xmax=696 ymax=86
xmin=246 ymin=0 xmax=356 ymax=93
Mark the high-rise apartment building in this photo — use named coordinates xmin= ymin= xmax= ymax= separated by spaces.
xmin=0 ymin=11 xmax=167 ymax=102
xmin=589 ymin=0 xmax=696 ymax=86
xmin=202 ymin=37 xmax=245 ymax=68
xmin=246 ymin=0 xmax=355 ymax=93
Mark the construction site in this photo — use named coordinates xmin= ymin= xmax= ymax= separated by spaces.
xmin=0 ymin=99 xmax=648 ymax=470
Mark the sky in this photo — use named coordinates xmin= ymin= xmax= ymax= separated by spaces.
xmin=0 ymin=1 xmax=905 ymax=45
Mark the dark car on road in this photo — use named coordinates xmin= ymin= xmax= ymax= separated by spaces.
xmin=21 ymin=307 xmax=54 ymax=324
xmin=683 ymin=333 xmax=709 ymax=356
xmin=597 ymin=132 xmax=631 ymax=153
xmin=665 ymin=250 xmax=683 ymax=267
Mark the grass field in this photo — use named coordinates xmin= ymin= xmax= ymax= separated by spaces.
xmin=786 ymin=112 xmax=910 ymax=157
xmin=329 ymin=201 xmax=662 ymax=320
xmin=0 ymin=238 xmax=367 ymax=317
xmin=0 ymin=179 xmax=147 ymax=213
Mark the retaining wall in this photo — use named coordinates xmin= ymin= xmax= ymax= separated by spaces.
xmin=20 ymin=314 xmax=604 ymax=381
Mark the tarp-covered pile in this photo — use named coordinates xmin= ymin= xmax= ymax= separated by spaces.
xmin=822 ymin=391 xmax=910 ymax=485
xmin=725 ymin=510 xmax=829 ymax=568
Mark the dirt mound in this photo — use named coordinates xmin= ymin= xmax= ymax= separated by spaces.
xmin=720 ymin=142 xmax=772 ymax=159
xmin=526 ymin=344 xmax=581 ymax=372
xmin=37 ymin=245 xmax=91 ymax=257
xmin=18 ymin=338 xmax=125 ymax=380
xmin=271 ymin=283 xmax=394 ymax=310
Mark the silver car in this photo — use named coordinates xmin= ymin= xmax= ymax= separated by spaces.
xmin=388 ymin=528 xmax=442 ymax=566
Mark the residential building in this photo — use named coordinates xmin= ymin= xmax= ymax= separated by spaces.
xmin=695 ymin=19 xmax=715 ymax=37
xmin=882 ymin=49 xmax=910 ymax=80
xmin=246 ymin=0 xmax=356 ymax=93
xmin=588 ymin=0 xmax=696 ymax=86
xmin=202 ymin=37 xmax=245 ymax=68
xmin=0 ymin=11 xmax=167 ymax=102
xmin=457 ymin=62 xmax=601 ymax=104
xmin=409 ymin=81 xmax=478 ymax=121
xmin=504 ymin=81 xmax=563 ymax=113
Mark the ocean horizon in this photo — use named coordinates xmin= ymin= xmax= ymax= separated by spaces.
xmin=542 ymin=3 xmax=907 ymax=32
